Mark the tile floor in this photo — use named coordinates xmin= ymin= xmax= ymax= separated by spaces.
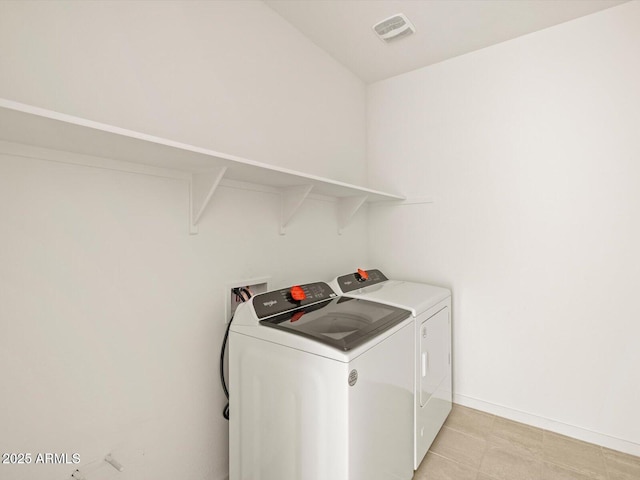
xmin=413 ymin=404 xmax=640 ymax=480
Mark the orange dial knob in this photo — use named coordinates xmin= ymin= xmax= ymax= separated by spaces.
xmin=357 ymin=268 xmax=369 ymax=281
xmin=290 ymin=285 xmax=306 ymax=302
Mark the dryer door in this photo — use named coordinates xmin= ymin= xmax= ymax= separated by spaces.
xmin=419 ymin=307 xmax=450 ymax=407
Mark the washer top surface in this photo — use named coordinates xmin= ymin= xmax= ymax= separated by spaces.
xmin=260 ymin=296 xmax=410 ymax=351
xmin=231 ymin=281 xmax=413 ymax=362
xmin=332 ymin=270 xmax=450 ymax=316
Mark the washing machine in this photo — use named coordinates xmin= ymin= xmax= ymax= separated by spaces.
xmin=330 ymin=269 xmax=452 ymax=469
xmin=229 ymin=281 xmax=414 ymax=480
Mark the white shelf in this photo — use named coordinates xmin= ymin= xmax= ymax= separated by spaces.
xmin=0 ymin=98 xmax=404 ymax=234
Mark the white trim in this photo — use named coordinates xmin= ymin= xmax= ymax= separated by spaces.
xmin=0 ymin=139 xmax=190 ymax=181
xmin=219 ymin=179 xmax=338 ymax=204
xmin=369 ymin=196 xmax=434 ymax=206
xmin=0 ymin=140 xmax=359 ymax=235
xmin=454 ymin=393 xmax=640 ymax=457
xmin=0 ymin=143 xmax=340 ymax=205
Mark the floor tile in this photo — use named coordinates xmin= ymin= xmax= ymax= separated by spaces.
xmin=488 ymin=416 xmax=544 ymax=459
xmin=429 ymin=425 xmax=487 ymax=469
xmin=418 ymin=404 xmax=638 ymax=480
xmin=602 ymin=447 xmax=640 ymax=465
xmin=542 ymin=432 xmax=607 ymax=480
xmin=413 ymin=452 xmax=478 ymax=480
xmin=444 ymin=404 xmax=495 ymax=440
xmin=603 ymin=447 xmax=640 ymax=480
xmin=543 ymin=461 xmax=596 ymax=480
xmin=479 ymin=441 xmax=543 ymax=480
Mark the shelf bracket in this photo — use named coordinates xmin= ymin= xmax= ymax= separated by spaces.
xmin=190 ymin=166 xmax=227 ymax=234
xmin=337 ymin=195 xmax=368 ymax=235
xmin=279 ymin=184 xmax=313 ymax=235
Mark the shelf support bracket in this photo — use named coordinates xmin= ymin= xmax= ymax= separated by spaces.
xmin=279 ymin=184 xmax=313 ymax=235
xmin=190 ymin=167 xmax=227 ymax=234
xmin=337 ymin=195 xmax=368 ymax=235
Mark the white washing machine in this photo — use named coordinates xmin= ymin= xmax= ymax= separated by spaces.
xmin=330 ymin=269 xmax=452 ymax=469
xmin=229 ymin=281 xmax=414 ymax=480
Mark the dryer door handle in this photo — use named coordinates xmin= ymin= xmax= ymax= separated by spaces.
xmin=421 ymin=352 xmax=429 ymax=377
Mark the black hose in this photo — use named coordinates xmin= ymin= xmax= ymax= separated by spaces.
xmin=220 ymin=312 xmax=234 ymax=419
xmin=220 ymin=287 xmax=250 ymax=420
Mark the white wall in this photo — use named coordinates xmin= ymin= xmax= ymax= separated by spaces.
xmin=0 ymin=2 xmax=367 ymax=480
xmin=367 ymin=1 xmax=640 ymax=455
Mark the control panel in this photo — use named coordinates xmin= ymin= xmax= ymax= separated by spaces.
xmin=253 ymin=282 xmax=337 ymax=319
xmin=336 ymin=268 xmax=388 ymax=293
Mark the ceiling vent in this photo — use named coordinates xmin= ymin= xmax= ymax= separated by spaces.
xmin=373 ymin=13 xmax=416 ymax=43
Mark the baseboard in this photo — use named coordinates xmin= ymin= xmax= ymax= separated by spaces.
xmin=454 ymin=393 xmax=640 ymax=457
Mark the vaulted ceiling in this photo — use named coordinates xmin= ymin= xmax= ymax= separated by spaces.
xmin=265 ymin=0 xmax=628 ymax=83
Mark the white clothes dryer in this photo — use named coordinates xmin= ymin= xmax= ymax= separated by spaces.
xmin=229 ymin=281 xmax=415 ymax=480
xmin=330 ymin=269 xmax=452 ymax=469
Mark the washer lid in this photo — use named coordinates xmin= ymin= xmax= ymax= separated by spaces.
xmin=346 ymin=280 xmax=451 ymax=316
xmin=259 ymin=297 xmax=411 ymax=351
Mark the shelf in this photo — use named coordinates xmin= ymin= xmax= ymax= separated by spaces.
xmin=0 ymin=98 xmax=405 ymax=234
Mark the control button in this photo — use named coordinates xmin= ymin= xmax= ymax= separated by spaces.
xmin=356 ymin=268 xmax=369 ymax=282
xmin=290 ymin=285 xmax=306 ymax=301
